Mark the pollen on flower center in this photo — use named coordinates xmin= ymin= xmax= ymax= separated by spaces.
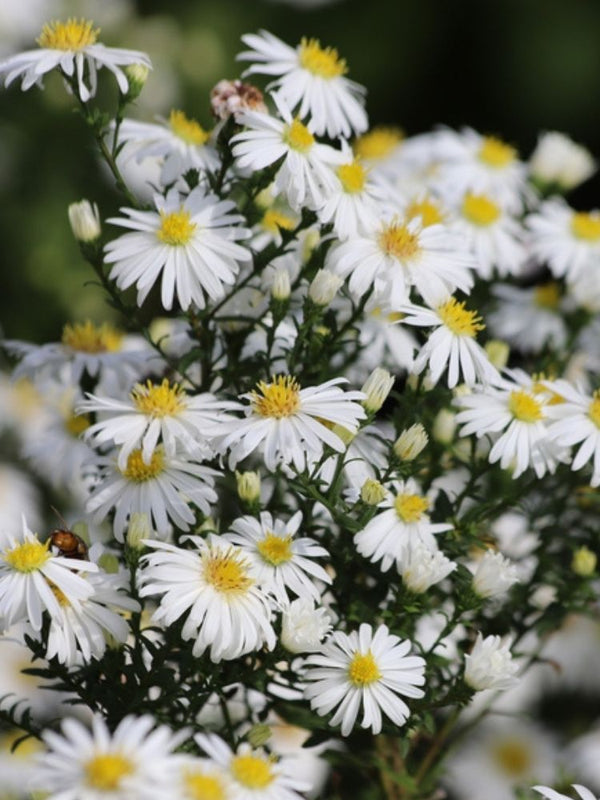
xmin=461 ymin=192 xmax=501 ymax=226
xmin=337 ymin=160 xmax=367 ymax=193
xmin=571 ymin=211 xmax=600 ymax=242
xmin=261 ymin=209 xmax=296 ymax=234
xmin=394 ymin=493 xmax=429 ymax=522
xmin=131 ymin=379 xmax=186 ymax=417
xmin=298 ymin=37 xmax=347 ymax=79
xmin=534 ymin=282 xmax=561 ymax=310
xmin=231 ymin=754 xmax=274 ymax=788
xmin=203 ymin=550 xmax=253 ymax=595
xmin=283 ymin=118 xmax=315 ymax=153
xmin=406 ymin=198 xmax=445 ymax=227
xmin=3 ymin=538 xmax=50 ymax=573
xmin=492 ymin=740 xmax=532 ymax=777
xmin=122 ymin=448 xmax=165 ymax=482
xmin=157 ymin=208 xmax=197 ymax=246
xmin=183 ymin=770 xmax=226 ymax=800
xmin=257 ymin=533 xmax=293 ymax=566
xmin=348 ymin=651 xmax=381 ymax=686
xmin=353 ymin=127 xmax=403 ymax=161
xmin=508 ymin=390 xmax=543 ymax=423
xmin=62 ymin=321 xmax=123 ymax=353
xmin=169 ymin=110 xmax=211 ymax=146
xmin=588 ymin=392 xmax=600 ymax=429
xmin=37 ymin=18 xmax=99 ymax=51
xmin=85 ymin=753 xmax=134 ymax=791
xmin=437 ymin=297 xmax=485 ymax=337
xmin=478 ymin=136 xmax=517 ymax=168
xmin=65 ymin=411 xmax=91 ymax=437
xmin=378 ymin=223 xmax=420 ymax=261
xmin=251 ymin=376 xmax=301 ymax=418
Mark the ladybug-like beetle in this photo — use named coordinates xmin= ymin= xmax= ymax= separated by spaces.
xmin=48 ymin=508 xmax=89 ymax=561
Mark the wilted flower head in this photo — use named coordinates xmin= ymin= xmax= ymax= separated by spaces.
xmin=280 ymin=597 xmax=332 ymax=653
xmin=210 ymin=78 xmax=267 ymax=120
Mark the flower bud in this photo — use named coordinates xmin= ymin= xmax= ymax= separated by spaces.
xmin=235 ymin=470 xmax=261 ymax=503
xmin=464 ymin=633 xmax=519 ymax=691
xmin=68 ymin=200 xmax=101 ymax=243
xmin=97 ymin=553 xmax=120 ymax=574
xmin=123 ymin=63 xmax=150 ymax=100
xmin=394 ymin=423 xmax=428 ymax=461
xmin=529 ymin=131 xmax=596 ymax=191
xmin=529 ymin=584 xmax=557 ymax=610
xmin=280 ymin=598 xmax=332 ymax=654
xmin=309 ymin=269 xmax=343 ymax=307
xmin=271 ymin=268 xmax=291 ymax=302
xmin=400 ymin=543 xmax=456 ymax=593
xmin=360 ymin=478 xmax=386 ymax=506
xmin=485 ymin=339 xmax=510 ymax=370
xmin=470 ymin=550 xmax=519 ymax=599
xmin=126 ymin=512 xmax=151 ymax=550
xmin=432 ymin=409 xmax=457 ymax=444
xmin=361 ymin=368 xmax=395 ymax=413
xmin=572 ymin=546 xmax=597 ymax=576
xmin=246 ymin=724 xmax=272 ymax=748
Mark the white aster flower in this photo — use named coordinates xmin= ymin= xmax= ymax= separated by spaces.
xmin=347 ymin=305 xmax=416 ymax=382
xmin=470 ymin=550 xmax=519 ymax=599
xmin=105 ymin=186 xmax=251 ymax=311
xmin=318 ymin=421 xmax=393 ymax=490
xmin=303 ymin=623 xmax=425 ymax=736
xmin=535 ymin=788 xmax=598 ymax=800
xmin=33 ymin=714 xmax=185 ymax=800
xmin=398 ymin=296 xmax=500 ymax=388
xmin=238 ymin=30 xmax=367 ymax=138
xmin=140 ymin=536 xmax=275 ymax=662
xmin=529 ymin=131 xmax=596 ymax=191
xmin=0 ymin=516 xmax=96 ymax=632
xmin=400 ymin=542 xmax=456 ymax=593
xmin=488 ymin=282 xmax=568 ymax=354
xmin=231 ymin=93 xmax=343 ymax=211
xmin=86 ymin=446 xmax=219 ymax=540
xmin=216 ymin=374 xmax=366 ymax=472
xmin=196 ymin=732 xmax=309 ymax=800
xmin=464 ymin=632 xmax=519 ymax=691
xmin=223 ymin=511 xmax=331 ymax=603
xmin=0 ymin=18 xmax=151 ymax=101
xmin=317 ymin=153 xmax=385 ymax=239
xmin=354 ymin=478 xmax=452 ymax=572
xmin=280 ymin=597 xmax=333 ymax=653
xmin=172 ymin=756 xmax=230 ymax=800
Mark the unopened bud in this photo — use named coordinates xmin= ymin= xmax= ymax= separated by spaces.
xmin=236 ymin=470 xmax=261 ymax=503
xmin=361 ymin=368 xmax=395 ymax=413
xmin=360 ymin=478 xmax=386 ymax=505
xmin=530 ymin=131 xmax=596 ymax=191
xmin=394 ymin=423 xmax=428 ymax=461
xmin=432 ymin=409 xmax=457 ymax=444
xmin=123 ymin=63 xmax=150 ymax=100
xmin=68 ymin=200 xmax=101 ymax=243
xmin=246 ymin=724 xmax=272 ymax=748
xmin=98 ymin=553 xmax=119 ymax=574
xmin=485 ymin=339 xmax=510 ymax=370
xmin=309 ymin=269 xmax=343 ymax=307
xmin=271 ymin=268 xmax=291 ymax=302
xmin=126 ymin=512 xmax=151 ymax=550
xmin=572 ymin=546 xmax=596 ymax=576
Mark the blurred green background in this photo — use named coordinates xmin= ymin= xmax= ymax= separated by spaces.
xmin=2 ymin=0 xmax=600 ymax=343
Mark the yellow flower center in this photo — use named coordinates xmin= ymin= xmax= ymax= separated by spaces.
xmin=353 ymin=127 xmax=403 ymax=161
xmin=508 ymin=390 xmax=543 ymax=423
xmin=298 ymin=37 xmax=347 ymax=79
xmin=231 ymin=754 xmax=274 ymax=789
xmin=251 ymin=376 xmax=301 ymax=418
xmin=85 ymin=753 xmax=134 ymax=791
xmin=406 ymin=198 xmax=445 ymax=227
xmin=437 ymin=297 xmax=485 ymax=337
xmin=461 ymin=192 xmax=501 ymax=226
xmin=478 ymin=136 xmax=517 ymax=168
xmin=534 ymin=282 xmax=561 ymax=310
xmin=157 ymin=208 xmax=197 ymax=246
xmin=121 ymin=448 xmax=165 ymax=482
xmin=588 ymin=391 xmax=600 ymax=429
xmin=492 ymin=740 xmax=532 ymax=777
xmin=3 ymin=538 xmax=50 ymax=573
xmin=203 ymin=549 xmax=253 ymax=595
xmin=394 ymin=493 xmax=429 ymax=522
xmin=257 ymin=533 xmax=293 ymax=566
xmin=337 ymin=160 xmax=367 ymax=194
xmin=62 ymin=321 xmax=123 ymax=353
xmin=261 ymin=209 xmax=296 ymax=235
xmin=283 ymin=118 xmax=315 ymax=153
xmin=183 ymin=770 xmax=227 ymax=800
xmin=571 ymin=211 xmax=600 ymax=242
xmin=65 ymin=411 xmax=91 ymax=437
xmin=348 ymin=651 xmax=381 ymax=686
xmin=37 ymin=18 xmax=99 ymax=51
xmin=378 ymin=223 xmax=420 ymax=261
xmin=131 ymin=379 xmax=186 ymax=418
xmin=169 ymin=110 xmax=211 ymax=146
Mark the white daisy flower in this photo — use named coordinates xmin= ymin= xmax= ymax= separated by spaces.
xmin=86 ymin=446 xmax=219 ymax=540
xmin=529 ymin=131 xmax=596 ymax=191
xmin=238 ymin=30 xmax=367 ymax=139
xmin=464 ymin=633 xmax=519 ymax=691
xmin=0 ymin=18 xmax=151 ymax=101
xmin=216 ymin=375 xmax=366 ymax=472
xmin=534 ymin=787 xmax=598 ymax=800
xmin=33 ymin=713 xmax=186 ymax=800
xmin=352 ymin=125 xmax=406 ymax=182
xmin=0 ymin=516 xmax=95 ymax=632
xmin=400 ymin=542 xmax=457 ymax=593
xmin=280 ymin=597 xmax=333 ymax=653
xmin=398 ymin=296 xmax=501 ymax=388
xmin=543 ymin=379 xmax=600 ymax=486
xmin=105 ymin=186 xmax=251 ymax=311
xmin=327 ymin=215 xmax=475 ymax=308
xmin=172 ymin=756 xmax=230 ymax=800
xmin=196 ymin=732 xmax=309 ymax=800
xmin=140 ymin=536 xmax=275 ymax=662
xmin=79 ymin=379 xmax=236 ymax=470
xmin=223 ymin=510 xmax=331 ymax=603
xmin=354 ymin=478 xmax=452 ymax=572
xmin=318 ymin=421 xmax=393 ymax=490
xmin=488 ymin=282 xmax=568 ymax=354
xmin=345 ymin=305 xmax=416 ymax=383
xmin=303 ymin=623 xmax=426 ymax=736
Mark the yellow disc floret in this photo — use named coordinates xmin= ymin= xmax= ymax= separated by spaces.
xmin=283 ymin=118 xmax=315 ymax=153
xmin=62 ymin=321 xmax=123 ymax=353
xmin=588 ymin=391 xmax=600 ymax=429
xmin=203 ymin=549 xmax=253 ymax=595
xmin=157 ymin=208 xmax=197 ymax=246
xmin=353 ymin=127 xmax=403 ymax=161
xmin=251 ymin=376 xmax=301 ymax=418
xmin=37 ymin=18 xmax=99 ymax=51
xmin=131 ymin=379 xmax=186 ymax=418
xmin=3 ymin=538 xmax=50 ymax=573
xmin=257 ymin=533 xmax=293 ymax=566
xmin=461 ymin=192 xmax=501 ymax=226
xmin=571 ymin=211 xmax=600 ymax=242
xmin=183 ymin=770 xmax=227 ymax=800
xmin=394 ymin=493 xmax=429 ymax=522
xmin=298 ymin=37 xmax=347 ymax=79
xmin=85 ymin=753 xmax=134 ymax=791
xmin=337 ymin=160 xmax=367 ymax=194
xmin=378 ymin=223 xmax=420 ymax=261
xmin=437 ymin=297 xmax=485 ymax=337
xmin=508 ymin=390 xmax=543 ymax=423
xmin=492 ymin=740 xmax=532 ymax=777
xmin=122 ymin=448 xmax=165 ymax=482
xmin=261 ymin=209 xmax=296 ymax=234
xmin=65 ymin=411 xmax=91 ymax=437
xmin=169 ymin=110 xmax=211 ymax=146
xmin=534 ymin=282 xmax=561 ymax=310
xmin=478 ymin=136 xmax=517 ymax=168
xmin=348 ymin=651 xmax=382 ymax=686
xmin=406 ymin=197 xmax=445 ymax=227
